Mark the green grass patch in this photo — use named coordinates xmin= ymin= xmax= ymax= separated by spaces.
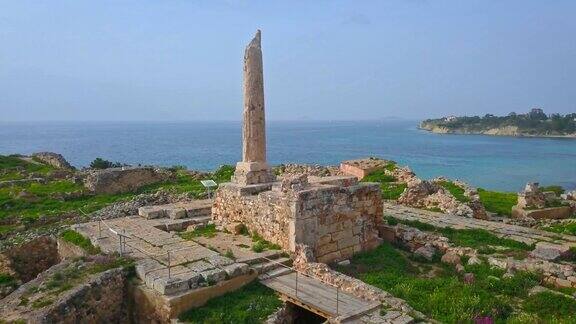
xmin=385 ymin=215 xmax=532 ymax=253
xmin=437 ymin=181 xmax=470 ymax=203
xmin=212 ymin=165 xmax=235 ymax=182
xmin=0 ymin=155 xmax=54 ymax=181
xmin=251 ymin=233 xmax=281 ymax=252
xmin=340 ymin=243 xmax=542 ymax=322
xmin=381 ymin=182 xmax=407 ymax=200
xmin=363 ymin=170 xmax=396 ymax=183
xmin=178 ymin=281 xmax=281 ymax=323
xmin=180 ymin=224 xmax=218 ymax=239
xmin=60 ymin=229 xmax=100 ymax=254
xmin=519 ymin=291 xmax=576 ymax=322
xmin=478 ymin=188 xmax=518 ymax=216
xmin=540 ymin=185 xmax=565 ymax=195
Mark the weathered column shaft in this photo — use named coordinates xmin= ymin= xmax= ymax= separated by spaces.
xmin=242 ymin=30 xmax=266 ymax=163
xmin=232 ymin=30 xmax=275 ymax=186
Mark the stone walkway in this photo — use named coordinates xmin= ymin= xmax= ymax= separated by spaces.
xmin=384 ymin=202 xmax=576 ymax=247
xmin=74 ymin=214 xmax=251 ymax=296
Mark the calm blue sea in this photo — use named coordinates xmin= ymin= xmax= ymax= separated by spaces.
xmin=1 ymin=120 xmax=575 ymax=192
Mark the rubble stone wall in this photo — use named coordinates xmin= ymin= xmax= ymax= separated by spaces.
xmin=212 ymin=184 xmax=293 ymax=250
xmin=34 ymin=268 xmax=128 ymax=323
xmin=213 ymin=177 xmax=383 ymax=264
xmin=1 ymin=236 xmax=60 ymax=282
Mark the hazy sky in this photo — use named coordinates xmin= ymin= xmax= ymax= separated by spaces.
xmin=1 ymin=1 xmax=575 ymax=121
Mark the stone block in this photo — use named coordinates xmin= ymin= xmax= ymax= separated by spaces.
xmin=153 ymin=276 xmax=190 ymax=295
xmin=138 ymin=206 xmax=166 ymax=219
xmin=223 ymin=263 xmax=250 ymax=277
xmin=186 ymin=260 xmax=214 ymax=273
xmin=316 ymin=242 xmax=338 ymax=256
xmin=340 ymin=246 xmax=355 ymax=259
xmin=317 ymin=251 xmax=342 ymax=264
xmin=317 ymin=234 xmax=332 ymax=246
xmin=331 ymin=230 xmax=353 ymax=241
xmin=135 ymin=259 xmax=164 ymax=279
xmin=201 ymin=268 xmax=228 ymax=283
xmin=168 ymin=208 xmax=187 ymax=219
xmin=530 ymin=242 xmax=572 ymax=261
xmin=337 ymin=236 xmax=360 ymax=249
xmin=206 ymin=255 xmax=235 ymax=267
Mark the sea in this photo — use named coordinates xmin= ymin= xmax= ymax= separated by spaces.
xmin=1 ymin=120 xmax=575 ymax=192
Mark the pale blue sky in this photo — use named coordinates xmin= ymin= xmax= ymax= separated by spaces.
xmin=1 ymin=0 xmax=575 ymax=121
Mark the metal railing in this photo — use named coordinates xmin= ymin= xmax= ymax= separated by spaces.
xmin=80 ymin=210 xmax=342 ymax=315
xmin=258 ymin=255 xmax=341 ymax=316
xmin=84 ymin=211 xmax=227 ymax=280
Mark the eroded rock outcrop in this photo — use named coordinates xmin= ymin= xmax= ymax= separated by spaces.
xmin=31 ymin=152 xmax=75 ymax=170
xmin=82 ymin=166 xmax=173 ymax=194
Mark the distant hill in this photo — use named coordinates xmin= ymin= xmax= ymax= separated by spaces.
xmin=420 ymin=109 xmax=576 ymax=138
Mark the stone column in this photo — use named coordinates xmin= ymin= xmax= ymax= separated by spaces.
xmin=233 ymin=30 xmax=275 ymax=185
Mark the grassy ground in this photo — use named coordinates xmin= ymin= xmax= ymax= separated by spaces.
xmin=541 ymin=222 xmax=576 ymax=236
xmin=0 ymin=156 xmax=54 ymax=181
xmin=17 ymin=256 xmax=133 ymax=310
xmin=477 ymin=188 xmax=518 ymax=216
xmin=178 ymin=281 xmax=281 ymax=323
xmin=362 ymin=168 xmax=407 ymax=200
xmin=179 ymin=224 xmax=218 ymax=239
xmin=60 ymin=229 xmax=100 ymax=254
xmin=437 ymin=180 xmax=470 ymax=203
xmin=0 ymin=156 xmax=234 ymax=225
xmin=338 ymin=243 xmax=574 ymax=323
xmin=385 ymin=216 xmax=532 ymax=256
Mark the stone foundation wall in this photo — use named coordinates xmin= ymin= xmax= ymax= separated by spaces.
xmin=1 ymin=236 xmax=60 ymax=282
xmin=295 ymin=182 xmax=383 ymax=263
xmin=212 ymin=184 xmax=293 ymax=250
xmin=213 ymin=176 xmax=383 ymax=264
xmin=38 ymin=268 xmax=129 ymax=323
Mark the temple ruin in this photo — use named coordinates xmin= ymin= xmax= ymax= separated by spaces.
xmin=213 ymin=31 xmax=383 ymax=264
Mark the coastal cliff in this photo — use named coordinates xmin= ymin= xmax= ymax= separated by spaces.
xmin=420 ymin=109 xmax=576 ymax=138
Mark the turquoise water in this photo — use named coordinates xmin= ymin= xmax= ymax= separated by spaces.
xmin=1 ymin=120 xmax=575 ymax=192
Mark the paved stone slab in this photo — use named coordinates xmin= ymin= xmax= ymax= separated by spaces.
xmin=384 ymin=202 xmax=576 ymax=247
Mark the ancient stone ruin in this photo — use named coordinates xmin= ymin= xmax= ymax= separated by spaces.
xmin=213 ymin=31 xmax=383 ymax=264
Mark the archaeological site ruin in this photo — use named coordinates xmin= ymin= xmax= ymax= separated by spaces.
xmin=1 ymin=30 xmax=576 ymax=324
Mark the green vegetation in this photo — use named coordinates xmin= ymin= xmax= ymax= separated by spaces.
xmin=0 ymin=155 xmax=54 ymax=181
xmin=363 ymin=170 xmax=396 ymax=183
xmin=477 ymin=188 xmax=518 ymax=216
xmin=212 ymin=165 xmax=235 ymax=182
xmin=385 ymin=216 xmax=532 ymax=254
xmin=437 ymin=181 xmax=469 ymax=203
xmin=421 ymin=110 xmax=576 ymax=136
xmin=251 ymin=233 xmax=281 ymax=253
xmin=21 ymin=256 xmax=133 ymax=309
xmin=381 ymin=182 xmax=407 ymax=200
xmin=337 ymin=242 xmax=572 ymax=322
xmin=519 ymin=291 xmax=576 ymax=322
xmin=178 ymin=281 xmax=281 ymax=323
xmin=540 ymin=185 xmax=565 ymax=195
xmin=180 ymin=224 xmax=218 ymax=239
xmin=60 ymin=229 xmax=100 ymax=254
xmin=0 ymin=156 xmax=235 ymax=228
xmin=384 ymin=162 xmax=397 ymax=172
xmin=542 ymin=222 xmax=576 ymax=236
xmin=89 ymin=157 xmax=124 ymax=169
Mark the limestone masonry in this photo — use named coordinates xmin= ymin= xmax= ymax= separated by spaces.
xmin=232 ymin=30 xmax=275 ymax=186
xmin=214 ymin=31 xmax=383 ymax=264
